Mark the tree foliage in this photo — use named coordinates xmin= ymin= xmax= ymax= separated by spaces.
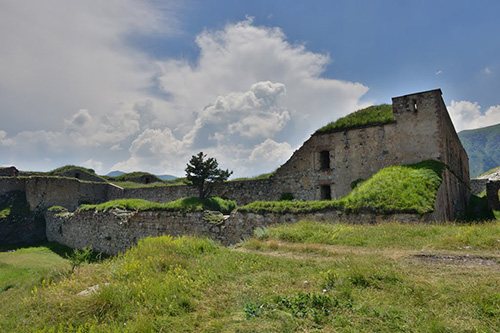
xmin=185 ymin=152 xmax=233 ymax=198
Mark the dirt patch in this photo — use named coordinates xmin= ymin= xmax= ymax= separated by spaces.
xmin=414 ymin=254 xmax=499 ymax=267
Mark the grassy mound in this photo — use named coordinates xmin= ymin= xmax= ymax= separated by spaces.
xmin=110 ymin=171 xmax=163 ymax=183
xmin=78 ymin=197 xmax=237 ymax=215
xmin=240 ymin=160 xmax=445 ymax=215
xmin=48 ymin=165 xmax=97 ymax=176
xmin=315 ymin=104 xmax=394 ymax=134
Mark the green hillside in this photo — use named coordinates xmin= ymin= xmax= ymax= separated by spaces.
xmin=458 ymin=123 xmax=500 ymax=178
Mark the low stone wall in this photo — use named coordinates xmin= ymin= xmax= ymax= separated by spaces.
xmin=117 ymin=179 xmax=275 ymax=206
xmin=46 ymin=209 xmax=230 ymax=254
xmin=24 ymin=177 xmax=122 ymax=211
xmin=471 ymin=179 xmax=488 ymax=195
xmin=486 ymin=180 xmax=500 ymax=210
xmin=45 ymin=208 xmax=424 ymax=254
xmin=224 ymin=211 xmax=424 ymax=244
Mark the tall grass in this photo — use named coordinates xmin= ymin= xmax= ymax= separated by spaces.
xmin=2 ymin=225 xmax=500 ymax=331
xmin=249 ymin=219 xmax=500 ymax=251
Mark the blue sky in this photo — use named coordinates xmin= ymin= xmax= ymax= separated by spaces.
xmin=1 ymin=0 xmax=499 ymax=177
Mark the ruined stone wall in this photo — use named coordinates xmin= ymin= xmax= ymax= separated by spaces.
xmin=46 ymin=209 xmax=230 ymax=254
xmin=486 ymin=181 xmax=500 ymax=210
xmin=116 ymin=179 xmax=274 ymax=205
xmin=24 ymin=177 xmax=122 ymax=211
xmin=269 ymin=89 xmax=469 ymax=220
xmin=0 ymin=177 xmax=26 ymax=195
xmin=57 ymin=169 xmax=106 ymax=183
xmin=270 ymin=124 xmax=402 ymax=201
xmin=45 ymin=208 xmax=425 ymax=254
xmin=471 ymin=179 xmax=488 ymax=195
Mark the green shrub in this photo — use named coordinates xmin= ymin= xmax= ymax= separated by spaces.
xmin=66 ymin=247 xmax=93 ymax=273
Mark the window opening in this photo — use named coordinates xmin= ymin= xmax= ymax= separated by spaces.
xmin=320 ymin=185 xmax=332 ymax=200
xmin=319 ymin=150 xmax=330 ymax=170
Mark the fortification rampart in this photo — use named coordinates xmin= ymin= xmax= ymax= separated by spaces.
xmin=23 ymin=177 xmax=122 ymax=211
xmin=115 ymin=179 xmax=274 ymax=206
xmin=269 ymin=89 xmax=469 ymax=220
xmin=0 ymin=177 xmax=26 ymax=195
xmin=471 ymin=179 xmax=489 ymax=195
xmin=1 ymin=89 xmax=472 ymax=247
xmin=486 ymin=181 xmax=500 ymax=210
xmin=45 ymin=208 xmax=425 ymax=254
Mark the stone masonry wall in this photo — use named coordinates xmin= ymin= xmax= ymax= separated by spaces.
xmin=0 ymin=177 xmax=26 ymax=196
xmin=486 ymin=181 xmax=500 ymax=210
xmin=45 ymin=208 xmax=425 ymax=254
xmin=471 ymin=179 xmax=489 ymax=195
xmin=24 ymin=177 xmax=122 ymax=211
xmin=269 ymin=89 xmax=470 ymax=220
xmin=46 ymin=209 xmax=230 ymax=254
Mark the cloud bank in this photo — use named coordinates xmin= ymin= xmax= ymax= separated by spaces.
xmin=1 ymin=5 xmax=369 ymax=177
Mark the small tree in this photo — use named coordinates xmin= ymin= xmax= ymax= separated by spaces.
xmin=185 ymin=152 xmax=233 ymax=198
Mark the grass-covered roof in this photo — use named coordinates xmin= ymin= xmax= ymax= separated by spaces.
xmin=315 ymin=104 xmax=394 ymax=135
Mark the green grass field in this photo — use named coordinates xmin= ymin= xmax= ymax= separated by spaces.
xmin=1 ymin=221 xmax=499 ymax=332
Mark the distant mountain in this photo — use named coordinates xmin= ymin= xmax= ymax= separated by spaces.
xmin=157 ymin=174 xmax=177 ymax=181
xmin=458 ymin=123 xmax=500 ymax=178
xmin=107 ymin=170 xmax=125 ymax=177
xmin=106 ymin=170 xmax=177 ymax=181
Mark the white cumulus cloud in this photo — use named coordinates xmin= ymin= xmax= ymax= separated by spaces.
xmin=448 ymin=101 xmax=500 ymax=131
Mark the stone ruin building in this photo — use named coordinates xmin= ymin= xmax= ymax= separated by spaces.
xmin=269 ymin=88 xmax=470 ymax=220
xmin=1 ymin=89 xmax=473 ymax=247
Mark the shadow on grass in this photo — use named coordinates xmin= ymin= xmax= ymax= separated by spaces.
xmin=463 ymin=194 xmax=495 ymax=222
xmin=0 ymin=242 xmax=110 ymax=262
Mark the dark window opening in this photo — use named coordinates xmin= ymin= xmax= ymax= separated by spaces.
xmin=319 ymin=150 xmax=330 ymax=170
xmin=320 ymin=185 xmax=332 ymax=200
xmin=75 ymin=173 xmax=80 ymax=179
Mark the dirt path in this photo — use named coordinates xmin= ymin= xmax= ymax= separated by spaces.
xmin=233 ymin=241 xmax=500 ymax=269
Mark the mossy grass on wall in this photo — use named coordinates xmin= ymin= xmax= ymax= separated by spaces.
xmin=239 ymin=160 xmax=446 ymax=215
xmin=315 ymin=104 xmax=394 ymax=134
xmin=78 ymin=196 xmax=237 ymax=215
